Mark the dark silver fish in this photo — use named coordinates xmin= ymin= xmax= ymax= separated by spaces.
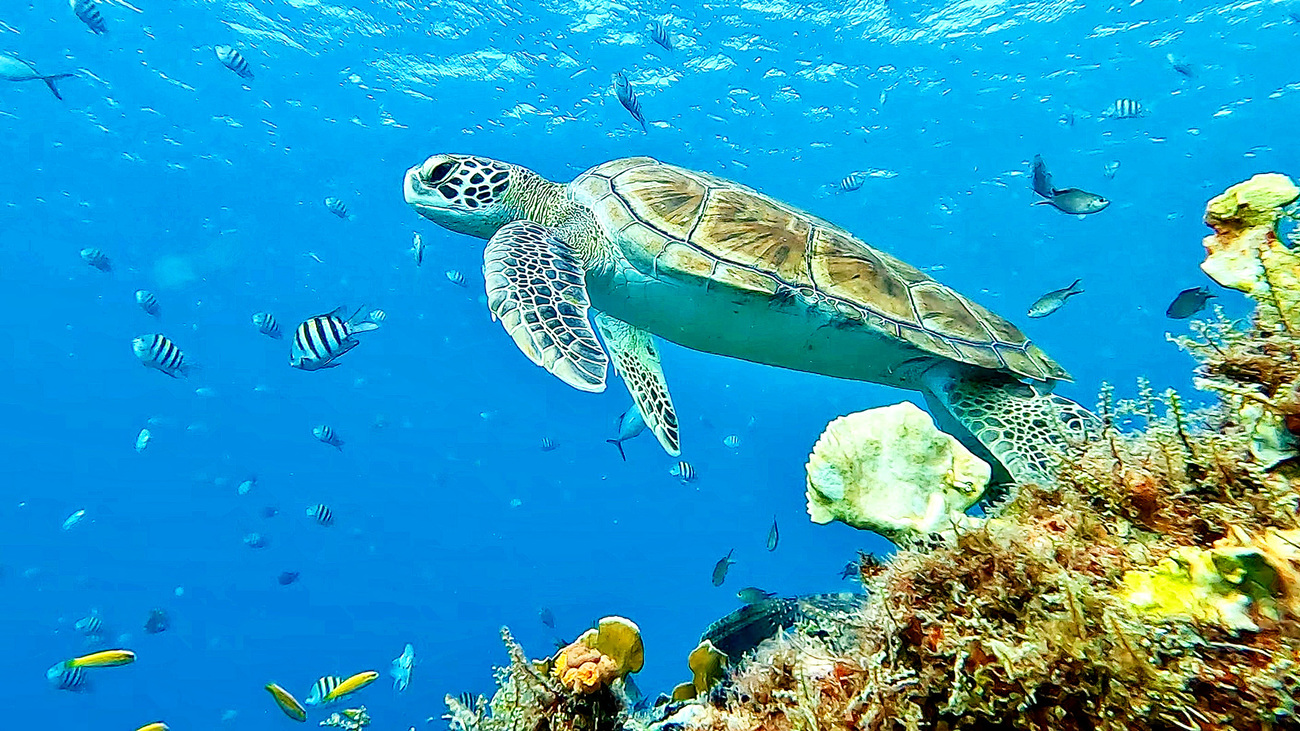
xmin=539 ymin=607 xmax=555 ymax=629
xmin=649 ymin=20 xmax=672 ymax=51
xmin=737 ymin=587 xmax=775 ymax=604
xmin=135 ymin=289 xmax=160 ymax=317
xmin=411 ymin=232 xmax=425 ymax=266
xmin=133 ymin=333 xmax=191 ymax=377
xmin=312 ymin=425 xmax=343 ymax=451
xmin=711 ymin=549 xmax=735 ymax=587
xmin=324 ymin=197 xmax=349 ymax=219
xmin=1031 ymin=154 xmax=1109 ymax=215
xmin=291 ymin=306 xmax=380 ymax=370
xmin=1027 ymin=279 xmax=1084 ymax=319
xmin=143 ymin=608 xmax=169 ymax=634
xmin=0 ymin=54 xmax=76 ymax=100
xmin=1166 ymin=53 xmax=1195 ymax=78
xmin=1103 ymin=98 xmax=1143 ymax=119
xmin=252 ymin=312 xmax=282 ymax=339
xmin=1166 ymin=286 xmax=1215 ymax=319
xmin=71 ymin=0 xmax=108 ymax=34
xmin=614 ymin=72 xmax=647 ymax=132
xmin=81 ymin=247 xmax=111 ymax=272
xmin=214 ymin=45 xmax=254 ymax=80
xmin=838 ymin=560 xmax=859 ymax=580
xmin=607 ymin=404 xmax=646 ymax=460
xmin=765 ymin=516 xmax=778 ymax=552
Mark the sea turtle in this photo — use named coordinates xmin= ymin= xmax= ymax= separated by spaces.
xmin=402 ymin=155 xmax=1097 ymax=483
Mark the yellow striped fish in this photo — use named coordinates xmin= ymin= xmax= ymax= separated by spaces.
xmin=68 ymin=649 xmax=136 ymax=668
xmin=135 ymin=723 xmax=169 ymax=731
xmin=265 ymin=682 xmax=308 ymax=722
xmin=323 ymin=670 xmax=380 ymax=704
xmin=290 ymin=306 xmax=380 ymax=371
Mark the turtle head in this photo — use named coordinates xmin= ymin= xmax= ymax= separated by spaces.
xmin=404 ymin=154 xmax=526 ymax=238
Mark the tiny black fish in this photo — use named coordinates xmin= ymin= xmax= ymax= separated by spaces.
xmin=614 ymin=72 xmax=647 ymax=132
xmin=711 ymin=549 xmax=735 ymax=587
xmin=1028 ymin=279 xmax=1084 ymax=319
xmin=277 ymin=571 xmax=300 ymax=586
xmin=1031 ymin=154 xmax=1109 ymax=215
xmin=1166 ymin=286 xmax=1216 ymax=319
xmin=143 ymin=608 xmax=170 ymax=634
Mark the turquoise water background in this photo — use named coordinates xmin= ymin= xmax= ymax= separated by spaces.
xmin=1 ymin=0 xmax=1294 ymax=727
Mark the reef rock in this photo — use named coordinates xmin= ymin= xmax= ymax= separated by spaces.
xmin=804 ymin=402 xmax=990 ymax=542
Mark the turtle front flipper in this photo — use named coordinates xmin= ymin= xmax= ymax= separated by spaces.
xmin=484 ymin=221 xmax=608 ymax=392
xmin=922 ymin=366 xmax=1100 ymax=485
xmin=594 ymin=313 xmax=681 ymax=456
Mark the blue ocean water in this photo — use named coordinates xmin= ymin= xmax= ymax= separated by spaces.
xmin=1 ymin=0 xmax=1295 ymax=727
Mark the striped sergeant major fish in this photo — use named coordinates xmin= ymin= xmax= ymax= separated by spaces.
xmin=1102 ymin=98 xmax=1143 ymax=119
xmin=670 ymin=460 xmax=696 ymax=483
xmin=307 ymin=503 xmax=334 ymax=526
xmin=313 ymin=425 xmax=343 ymax=450
xmin=614 ymin=71 xmax=647 ymax=132
xmin=81 ymin=247 xmax=111 ymax=272
xmin=252 ymin=312 xmax=282 ymax=339
xmin=214 ymin=45 xmax=254 ymax=80
xmin=46 ymin=663 xmax=89 ymax=691
xmin=306 ymin=675 xmax=342 ymax=706
xmin=839 ymin=172 xmax=866 ymax=192
xmin=71 ymin=0 xmax=108 ymax=34
xmin=75 ymin=611 xmax=105 ymax=637
xmin=133 ymin=333 xmax=192 ymax=378
xmin=324 ymin=197 xmax=350 ymax=219
xmin=135 ymin=289 xmax=160 ymax=317
xmin=649 ymin=19 xmax=672 ymax=51
xmin=291 ymin=306 xmax=380 ymax=370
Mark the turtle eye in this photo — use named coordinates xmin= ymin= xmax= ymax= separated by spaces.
xmin=423 ymin=161 xmax=456 ymax=186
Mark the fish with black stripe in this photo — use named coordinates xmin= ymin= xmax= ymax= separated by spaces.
xmin=252 ymin=312 xmax=282 ymax=340
xmin=71 ymin=0 xmax=108 ymax=34
xmin=214 ymin=45 xmax=254 ymax=80
xmin=133 ymin=333 xmax=192 ymax=378
xmin=305 ymin=675 xmax=342 ymax=706
xmin=313 ymin=425 xmax=344 ymax=450
xmin=670 ymin=460 xmax=696 ymax=483
xmin=307 ymin=503 xmax=334 ymax=526
xmin=290 ymin=306 xmax=380 ymax=370
xmin=1102 ymin=98 xmax=1144 ymax=119
xmin=614 ymin=72 xmax=647 ymax=132
xmin=47 ymin=663 xmax=89 ymax=691
xmin=135 ymin=290 xmax=160 ymax=317
xmin=81 ymin=247 xmax=111 ymax=272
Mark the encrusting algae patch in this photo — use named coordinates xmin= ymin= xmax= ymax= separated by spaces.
xmin=444 ymin=175 xmax=1300 ymax=731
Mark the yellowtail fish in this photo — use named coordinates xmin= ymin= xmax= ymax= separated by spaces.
xmin=68 ymin=648 xmax=135 ymax=668
xmin=135 ymin=723 xmax=169 ymax=731
xmin=323 ymin=670 xmax=380 ymax=704
xmin=265 ymin=682 xmax=308 ymax=722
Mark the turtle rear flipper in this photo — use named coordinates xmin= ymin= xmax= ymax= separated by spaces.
xmin=484 ymin=220 xmax=608 ymax=392
xmin=595 ymin=312 xmax=680 ymax=456
xmin=922 ymin=365 xmax=1099 ymax=485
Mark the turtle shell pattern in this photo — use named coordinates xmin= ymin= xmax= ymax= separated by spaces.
xmin=570 ymin=157 xmax=1069 ymax=383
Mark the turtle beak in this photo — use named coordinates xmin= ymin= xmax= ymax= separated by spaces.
xmin=403 ymin=165 xmax=440 ymax=218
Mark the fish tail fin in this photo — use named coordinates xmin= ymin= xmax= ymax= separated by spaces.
xmin=42 ymin=73 xmax=75 ymax=100
xmin=1068 ymin=278 xmax=1084 ymax=294
xmin=606 ymin=439 xmax=627 ymax=461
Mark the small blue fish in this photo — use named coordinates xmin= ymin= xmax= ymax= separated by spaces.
xmin=391 ymin=643 xmax=415 ymax=692
xmin=614 ymin=72 xmax=647 ymax=132
xmin=607 ymin=404 xmax=646 ymax=461
xmin=1166 ymin=287 xmax=1215 ymax=320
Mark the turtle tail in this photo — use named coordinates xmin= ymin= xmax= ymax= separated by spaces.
xmin=921 ymin=367 xmax=1100 ymax=486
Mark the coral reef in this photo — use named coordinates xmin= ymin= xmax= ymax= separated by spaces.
xmin=448 ymin=176 xmax=1300 ymax=731
xmin=805 ymin=402 xmax=991 ymax=542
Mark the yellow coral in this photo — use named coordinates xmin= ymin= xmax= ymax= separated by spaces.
xmin=549 ymin=616 xmax=643 ymax=693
